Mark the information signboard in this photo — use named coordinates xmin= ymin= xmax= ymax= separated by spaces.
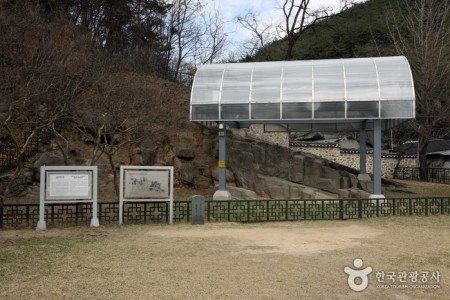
xmin=46 ymin=172 xmax=92 ymax=200
xmin=123 ymin=170 xmax=170 ymax=199
xmin=119 ymin=166 xmax=174 ymax=224
xmin=37 ymin=166 xmax=99 ymax=230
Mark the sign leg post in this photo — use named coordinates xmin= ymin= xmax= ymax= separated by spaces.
xmin=36 ymin=205 xmax=47 ymax=230
xmin=119 ymin=199 xmax=123 ymax=225
xmin=36 ymin=167 xmax=47 ymax=230
xmin=90 ymin=167 xmax=100 ymax=227
xmin=90 ymin=203 xmax=100 ymax=227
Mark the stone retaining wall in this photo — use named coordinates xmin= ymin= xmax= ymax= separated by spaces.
xmin=232 ymin=126 xmax=416 ymax=179
xmin=291 ymin=143 xmax=417 ymax=178
xmin=231 ymin=125 xmax=289 ymax=147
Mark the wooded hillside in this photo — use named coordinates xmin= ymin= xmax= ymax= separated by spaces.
xmin=0 ymin=1 xmax=214 ymax=203
xmin=249 ymin=0 xmax=402 ymax=61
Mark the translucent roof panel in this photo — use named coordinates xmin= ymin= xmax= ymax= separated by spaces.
xmin=190 ymin=56 xmax=415 ymax=123
xmin=282 ymin=61 xmax=312 ymax=102
xmin=344 ymin=58 xmax=379 ymax=100
xmin=251 ymin=62 xmax=282 ymax=102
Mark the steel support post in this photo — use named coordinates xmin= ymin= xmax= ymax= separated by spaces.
xmin=373 ymin=119 xmax=382 ymax=196
xmin=218 ymin=124 xmax=226 ymax=191
xmin=359 ymin=125 xmax=367 ymax=174
xmin=213 ymin=123 xmax=231 ymax=200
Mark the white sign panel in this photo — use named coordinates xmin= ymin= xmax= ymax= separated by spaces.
xmin=124 ymin=170 xmax=169 ymax=199
xmin=37 ymin=166 xmax=99 ymax=230
xmin=119 ymin=166 xmax=174 ymax=224
xmin=46 ymin=172 xmax=92 ymax=200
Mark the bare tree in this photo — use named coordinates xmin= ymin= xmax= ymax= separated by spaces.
xmin=73 ymin=70 xmax=165 ymax=199
xmin=387 ymin=0 xmax=450 ymax=180
xmin=235 ymin=1 xmax=351 ymax=60
xmin=277 ymin=0 xmax=351 ymax=60
xmin=197 ymin=6 xmax=227 ymax=64
xmin=165 ymin=0 xmax=204 ymax=76
xmin=236 ymin=10 xmax=276 ymax=58
xmin=0 ymin=2 xmax=95 ymax=205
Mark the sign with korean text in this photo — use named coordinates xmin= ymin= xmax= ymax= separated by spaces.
xmin=46 ymin=172 xmax=92 ymax=200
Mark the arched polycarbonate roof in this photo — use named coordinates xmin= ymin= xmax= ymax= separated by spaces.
xmin=190 ymin=56 xmax=415 ymax=129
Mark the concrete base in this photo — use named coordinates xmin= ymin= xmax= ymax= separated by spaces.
xmin=90 ymin=218 xmax=100 ymax=227
xmin=36 ymin=220 xmax=47 ymax=231
xmin=369 ymin=194 xmax=386 ymax=205
xmin=357 ymin=173 xmax=371 ymax=181
xmin=213 ymin=190 xmax=232 ymax=200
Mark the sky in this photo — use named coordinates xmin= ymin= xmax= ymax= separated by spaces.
xmin=204 ymin=0 xmax=367 ymax=58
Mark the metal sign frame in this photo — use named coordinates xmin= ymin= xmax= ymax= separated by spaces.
xmin=119 ymin=166 xmax=174 ymax=224
xmin=37 ymin=166 xmax=99 ymax=230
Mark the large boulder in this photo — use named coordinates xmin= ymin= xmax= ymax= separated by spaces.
xmin=195 ymin=175 xmax=211 ymax=189
xmin=228 ymin=186 xmax=260 ymax=200
xmin=174 ymin=158 xmax=197 ymax=185
xmin=176 ymin=148 xmax=195 ymax=160
xmin=211 ymin=167 xmax=235 ymax=183
xmin=255 ymin=175 xmax=338 ymax=200
xmin=32 ymin=153 xmax=73 ymax=181
xmin=226 ymin=134 xmax=369 ymax=199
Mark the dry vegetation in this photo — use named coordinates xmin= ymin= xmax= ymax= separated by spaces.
xmin=1 ymin=216 xmax=449 ymax=299
xmin=383 ymin=179 xmax=450 ymax=198
xmin=0 ymin=1 xmax=207 ymax=204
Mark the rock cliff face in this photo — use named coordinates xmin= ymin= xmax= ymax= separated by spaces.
xmin=4 ymin=123 xmax=372 ymax=202
xmin=226 ymin=135 xmax=372 ymax=199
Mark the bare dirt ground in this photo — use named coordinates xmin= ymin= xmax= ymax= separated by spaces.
xmin=148 ymin=224 xmax=381 ymax=255
xmin=1 ymin=216 xmax=449 ymax=299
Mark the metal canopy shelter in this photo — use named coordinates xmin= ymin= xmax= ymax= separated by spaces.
xmin=190 ymin=56 xmax=416 ymax=199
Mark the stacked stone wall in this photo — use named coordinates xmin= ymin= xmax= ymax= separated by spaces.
xmin=232 ymin=125 xmax=289 ymax=147
xmin=291 ymin=144 xmax=417 ymax=179
xmin=231 ymin=126 xmax=417 ymax=179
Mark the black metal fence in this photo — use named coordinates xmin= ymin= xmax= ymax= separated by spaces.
xmin=2 ymin=197 xmax=449 ymax=229
xmin=395 ymin=167 xmax=450 ymax=184
xmin=0 ymin=120 xmax=65 ymax=174
xmin=0 ymin=144 xmax=19 ymax=173
xmin=151 ymin=65 xmax=194 ymax=87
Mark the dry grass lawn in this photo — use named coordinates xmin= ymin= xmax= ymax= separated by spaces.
xmin=383 ymin=179 xmax=450 ymax=198
xmin=1 ymin=216 xmax=449 ymax=299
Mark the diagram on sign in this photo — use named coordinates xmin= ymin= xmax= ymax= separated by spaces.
xmin=124 ymin=170 xmax=169 ymax=198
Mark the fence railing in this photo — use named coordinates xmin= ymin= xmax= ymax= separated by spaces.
xmin=394 ymin=167 xmax=450 ymax=184
xmin=151 ymin=65 xmax=194 ymax=87
xmin=0 ymin=120 xmax=64 ymax=174
xmin=2 ymin=197 xmax=449 ymax=229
